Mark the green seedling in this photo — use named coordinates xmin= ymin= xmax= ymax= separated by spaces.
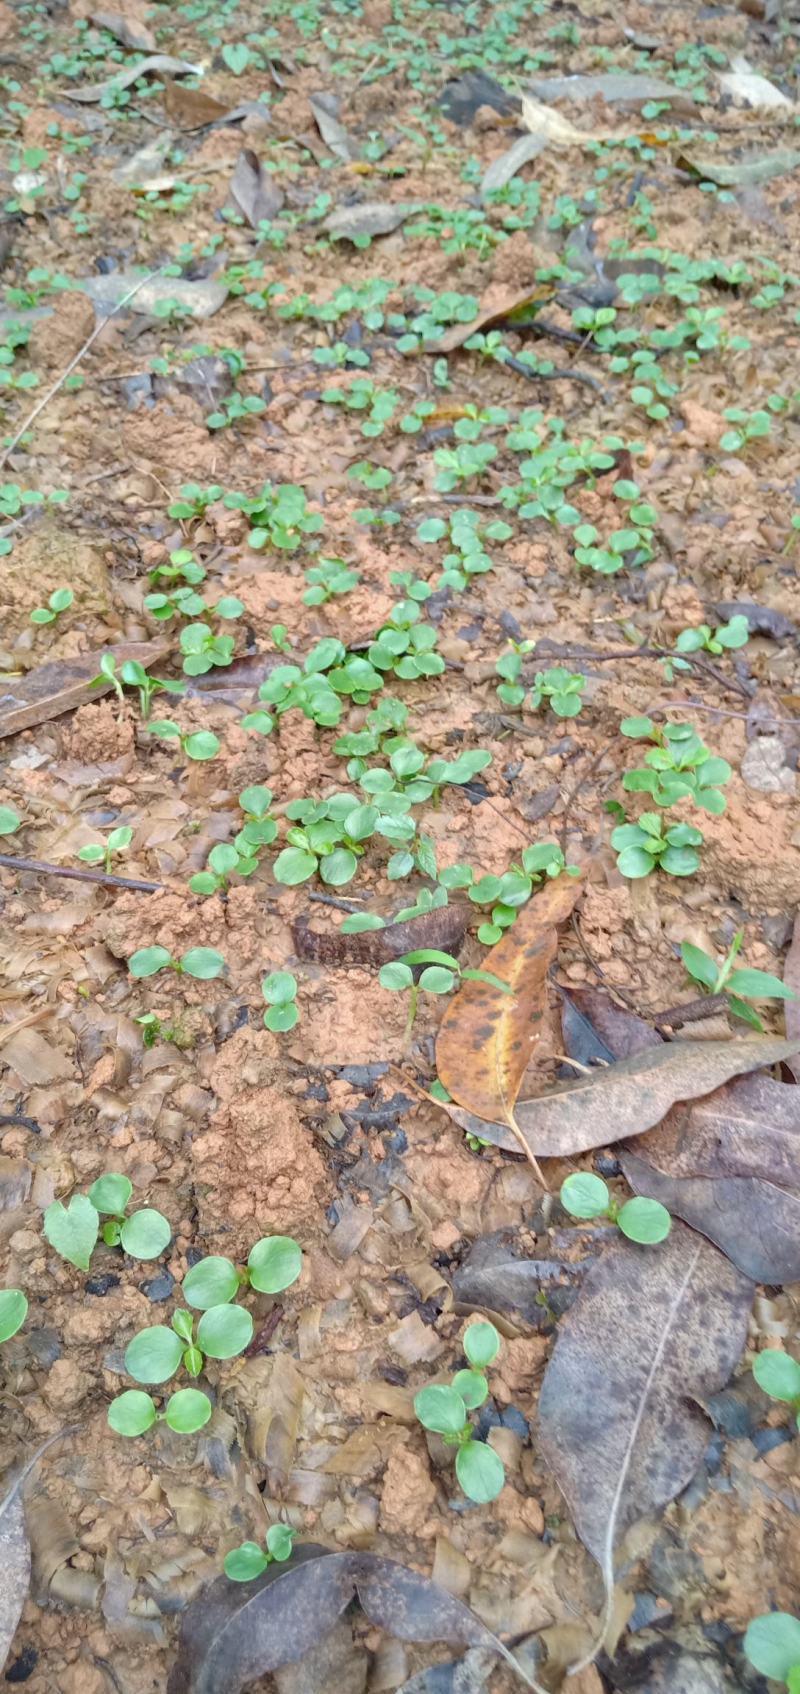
xmin=0 ymin=805 xmax=21 ymax=836
xmin=179 ymin=622 xmax=237 ymax=676
xmin=414 ymin=1320 xmax=505 ymax=1504
xmin=168 ymin=483 xmax=224 ymax=521
xmin=681 ymin=929 xmax=796 ymax=1030
xmin=189 ymin=842 xmax=258 ymax=897
xmin=368 ymin=600 xmax=445 ymax=682
xmin=720 ymin=406 xmax=772 ymax=454
xmin=262 ymin=971 xmax=299 ymax=1032
xmin=236 ymin=785 xmax=278 ymax=858
xmin=444 ymin=844 xmax=577 ymax=944
xmin=78 ymin=825 xmax=133 ymax=873
xmin=753 ymin=1349 xmax=800 ymax=1430
xmin=252 ymin=641 xmax=383 ymax=734
xmin=0 ymin=1288 xmax=27 ymax=1344
xmin=92 ymin=653 xmax=186 ymax=719
xmin=612 ymin=814 xmax=704 ymax=879
xmin=128 ymin=946 xmax=226 ymax=979
xmin=182 ymin=1236 xmax=302 ymax=1308
xmin=743 ymin=1611 xmax=800 ymax=1689
xmin=620 ymin=717 xmax=731 ymax=813
xmin=274 ymin=789 xmax=414 ymax=888
xmin=44 ymin=1174 xmax=171 ymax=1270
xmin=303 ymin=556 xmax=359 ymax=606
xmin=673 ymin=615 xmax=749 ymax=658
xmin=224 ymin=482 xmax=323 ymax=552
xmin=148 ymin=548 xmax=206 ymax=590
xmin=379 ymin=951 xmax=512 ymax=1040
xmin=30 ymin=587 xmax=73 ymax=625
xmin=135 ymin=1013 xmax=191 ymax=1051
xmin=124 ymin=1302 xmax=254 ymax=1384
xmin=147 ymin=721 xmax=221 ymax=761
xmin=560 ymin=1172 xmax=671 ymax=1244
xmin=108 ymin=1386 xmax=212 ymax=1438
xmin=529 ymin=666 xmax=586 ymax=719
xmin=224 ymin=1523 xmax=296 ymax=1582
xmin=206 ymin=393 xmax=266 ymax=431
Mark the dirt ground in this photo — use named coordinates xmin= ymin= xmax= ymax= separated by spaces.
xmin=1 ymin=0 xmax=800 ymax=1689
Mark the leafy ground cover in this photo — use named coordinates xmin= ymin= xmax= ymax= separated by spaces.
xmin=2 ymin=0 xmax=800 ymax=1688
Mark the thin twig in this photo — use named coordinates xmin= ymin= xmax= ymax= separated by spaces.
xmin=0 ymin=268 xmax=165 ymax=469
xmin=0 ymin=854 xmax=163 ymax=892
xmin=526 ymin=643 xmax=752 ymax=701
xmin=653 ymin=993 xmax=729 ymax=1030
xmin=558 ymin=734 xmax=620 ymax=857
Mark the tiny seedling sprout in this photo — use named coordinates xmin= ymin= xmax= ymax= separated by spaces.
xmin=128 ymin=946 xmax=226 ymax=979
xmin=0 ymin=1288 xmax=27 ymax=1344
xmin=414 ymin=1318 xmax=505 ymax=1503
xmin=743 ymin=1610 xmax=800 ymax=1689
xmin=224 ymin=1523 xmax=296 ymax=1581
xmin=560 ymin=1172 xmax=671 ymax=1244
xmin=681 ymin=929 xmax=796 ymax=1031
xmin=43 ymin=1175 xmax=171 ymax=1270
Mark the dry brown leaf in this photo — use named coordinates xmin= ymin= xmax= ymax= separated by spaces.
xmin=538 ymin=1222 xmax=752 ymax=1661
xmin=1 ymin=1027 xmax=72 ymax=1085
xmin=512 ymin=1035 xmax=800 ymax=1157
xmin=231 ymin=1355 xmax=304 ymax=1484
xmin=229 ymin=149 xmax=285 ymax=226
xmin=0 ymin=640 xmax=168 ymax=738
xmin=90 ymin=10 xmax=156 ymax=50
xmin=436 ymin=873 xmax=583 ymax=1178
xmin=162 ymin=79 xmax=232 ymax=126
xmin=520 ymin=92 xmax=615 ymax=146
xmin=620 ymin=1071 xmax=800 ymax=1282
xmin=433 ymin=283 xmax=552 ymax=354
xmin=308 ymin=93 xmax=359 ymax=161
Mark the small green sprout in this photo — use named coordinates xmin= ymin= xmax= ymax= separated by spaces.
xmin=529 ymin=666 xmax=586 ymax=719
xmin=0 ymin=1288 xmax=27 ymax=1344
xmin=124 ymin=1303 xmax=253 ymax=1385
xmin=744 ymin=1611 xmax=800 ymax=1689
xmin=0 ymin=805 xmax=21 ymax=836
xmin=78 ymin=825 xmax=133 ymax=873
xmin=303 ymin=556 xmax=360 ymax=606
xmin=753 ymin=1349 xmax=800 ymax=1429
xmin=182 ymin=1237 xmax=302 ymax=1308
xmin=620 ymin=718 xmax=731 ymax=813
xmin=180 ymin=623 xmax=236 ymax=677
xmin=414 ymin=1319 xmax=505 ymax=1504
xmin=380 ymin=951 xmax=512 ymax=1039
xmin=560 ymin=1173 xmax=671 ymax=1244
xmin=189 ymin=842 xmax=258 ymax=898
xmin=224 ymin=482 xmax=323 ymax=553
xmin=128 ymin=946 xmax=226 ymax=979
xmin=225 ymin=1523 xmax=296 ymax=1582
xmin=44 ymin=1175 xmax=171 ymax=1270
xmin=612 ymin=814 xmax=704 ymax=879
xmin=720 ymin=406 xmax=772 ymax=455
xmin=91 ymin=652 xmax=186 ymax=719
xmin=681 ymin=929 xmax=796 ymax=1030
xmin=30 ymin=587 xmax=73 ymax=625
xmin=167 ymin=483 xmax=223 ymax=521
xmin=147 ymin=720 xmax=221 ymax=761
xmin=108 ymin=1386 xmax=212 ymax=1438
xmin=262 ymin=971 xmax=299 ymax=1032
xmin=206 ymin=393 xmax=266 ymax=432
xmin=135 ymin=1013 xmax=191 ymax=1051
xmin=443 ymin=845 xmax=577 ymax=944
xmin=674 ymin=614 xmax=749 ymax=658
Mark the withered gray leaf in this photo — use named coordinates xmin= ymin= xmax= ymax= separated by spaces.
xmin=560 ymin=986 xmax=661 ymax=1061
xmin=513 ymin=1036 xmax=800 ymax=1157
xmin=714 ymin=600 xmax=798 ymax=641
xmin=538 ymin=1223 xmax=752 ymax=1594
xmin=90 ymin=10 xmax=156 ymax=50
xmin=527 ymin=72 xmax=694 ymax=107
xmin=65 ymin=54 xmax=203 ymax=103
xmin=80 ymin=272 xmax=228 ymax=321
xmin=453 ymin=1233 xmax=585 ymax=1327
xmin=480 ymin=134 xmax=545 ymax=198
xmin=323 ymin=201 xmax=422 ymax=241
xmin=620 ymin=1072 xmax=800 ymax=1282
xmin=167 ymin=1545 xmax=530 ymax=1694
xmin=229 ymin=149 xmax=284 ymax=226
xmin=308 ymin=94 xmax=359 ymax=161
xmin=0 ymin=1493 xmax=29 ymax=1671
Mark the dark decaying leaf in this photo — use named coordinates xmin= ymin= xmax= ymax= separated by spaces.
xmin=527 ymin=72 xmax=695 ymax=108
xmin=538 ymin=1223 xmax=752 ymax=1594
xmin=323 ymin=201 xmax=422 ymax=242
xmin=714 ymin=599 xmax=798 ymax=641
xmin=293 ymin=902 xmax=470 ymax=966
xmin=782 ymin=908 xmax=800 ymax=1081
xmin=453 ymin=1233 xmax=587 ymax=1327
xmin=90 ymin=9 xmax=156 ymax=50
xmin=620 ymin=1071 xmax=800 ymax=1282
xmin=558 ymin=987 xmax=617 ymax=1068
xmin=167 ymin=1545 xmax=530 ymax=1694
xmin=559 ymin=986 xmax=661 ymax=1061
xmin=606 ymin=1636 xmax=729 ymax=1694
xmin=308 ymin=94 xmax=360 ymax=161
xmin=229 ymin=149 xmax=285 ymax=226
xmin=162 ymin=79 xmax=233 ymax=126
xmin=0 ymin=641 xmax=168 ymax=738
xmin=65 ymin=54 xmax=203 ymax=103
xmin=273 ymin=1616 xmax=366 ymax=1694
xmin=438 ymin=70 xmax=520 ymax=126
xmin=512 ymin=1036 xmax=800 ymax=1157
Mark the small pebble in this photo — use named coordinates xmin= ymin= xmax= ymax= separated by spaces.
xmin=143 ymin=1270 xmax=176 ymax=1303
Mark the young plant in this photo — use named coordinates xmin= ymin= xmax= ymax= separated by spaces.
xmin=44 ymin=1175 xmax=171 ymax=1270
xmin=379 ymin=951 xmax=511 ymax=1039
xmin=135 ymin=1012 xmax=191 ymax=1051
xmin=180 ymin=622 xmax=237 ymax=677
xmin=168 ymin=483 xmax=224 ymax=521
xmin=147 ymin=721 xmax=221 ymax=761
xmin=743 ymin=1611 xmax=800 ymax=1690
xmin=681 ymin=929 xmax=796 ymax=1030
xmin=123 ymin=1299 xmax=255 ymax=1388
xmin=0 ymin=1288 xmax=27 ymax=1344
xmin=0 ymin=805 xmax=21 ymax=836
xmin=560 ymin=1172 xmax=671 ymax=1244
xmin=128 ymin=946 xmax=226 ymax=979
xmin=108 ymin=1385 xmax=212 ymax=1438
xmin=620 ymin=717 xmax=731 ymax=813
xmin=262 ymin=971 xmax=299 ymax=1032
xmin=224 ymin=1523 xmax=296 ymax=1582
xmin=753 ymin=1349 xmax=800 ymax=1430
xmin=612 ymin=814 xmax=704 ymax=879
xmin=720 ymin=406 xmax=771 ymax=455
xmin=303 ymin=556 xmax=359 ymax=606
xmin=30 ymin=587 xmax=73 ymax=625
xmin=529 ymin=666 xmax=586 ymax=719
xmin=414 ymin=1320 xmax=505 ymax=1504
xmin=368 ymin=601 xmax=445 ymax=682
xmin=206 ymin=392 xmax=267 ymax=431
xmin=673 ymin=614 xmax=749 ymax=659
xmin=91 ymin=651 xmax=187 ymax=719
xmin=78 ymin=826 xmax=133 ymax=874
xmin=274 ymin=791 xmax=414 ymax=888
xmin=181 ymin=1236 xmax=302 ymax=1308
xmin=189 ymin=843 xmax=257 ymax=897
xmin=443 ymin=844 xmax=577 ymax=944
xmin=224 ymin=482 xmax=323 ymax=552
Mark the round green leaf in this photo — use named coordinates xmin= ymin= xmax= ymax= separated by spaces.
xmin=224 ymin=1542 xmax=269 ymax=1582
xmin=88 ymin=1173 xmax=132 ymax=1215
xmin=108 ymin=1390 xmax=157 ymax=1437
xmin=452 ymin=1369 xmax=489 ymax=1410
xmin=413 ymin=1384 xmax=467 ymax=1436
xmin=43 ymin=1194 xmax=99 ymax=1272
xmin=265 ymin=1523 xmax=295 ymax=1562
xmin=463 ymin=1321 xmax=501 ymax=1369
xmin=455 ymin=1439 xmax=505 ymax=1503
xmin=560 ymin=1171 xmax=610 ymax=1221
xmin=320 ymin=848 xmax=358 ymax=886
xmin=183 ymin=1255 xmax=240 ymax=1310
xmin=620 ymin=716 xmax=655 ymax=737
xmin=196 ymin=1302 xmax=253 ymax=1360
xmin=172 ymin=1308 xmax=194 ymax=1342
xmin=208 ymin=843 xmax=240 ymax=876
xmin=273 ymin=847 xmax=317 ymax=885
xmin=744 ymin=1612 xmax=800 ymax=1679
xmin=419 ymin=966 xmax=455 ymax=994
xmin=262 ymin=972 xmax=297 ymax=1006
xmin=265 ymin=1003 xmax=299 ymax=1032
xmin=120 ymin=1209 xmax=172 ymax=1260
xmin=617 ymin=1196 xmax=671 ymax=1244
xmin=165 ymin=1388 xmax=212 ymax=1433
xmin=0 ymin=805 xmax=21 ymax=836
xmin=660 ymin=846 xmax=700 ymax=877
xmin=247 ymin=1235 xmax=302 ymax=1294
xmin=184 ymin=732 xmax=220 ymax=761
xmin=241 ymin=711 xmax=274 ymax=735
xmin=379 ymin=962 xmax=414 ymax=991
xmin=125 ymin=1324 xmax=183 ymax=1385
xmin=0 ymin=1288 xmax=27 ymax=1344
xmin=129 ymin=946 xmax=172 ymax=978
xmin=180 ymin=947 xmax=225 ymax=979
xmin=239 ymin=785 xmax=272 ymax=818
xmin=616 ymin=845 xmax=655 ymax=879
xmin=753 ymin=1350 xmax=800 ymax=1404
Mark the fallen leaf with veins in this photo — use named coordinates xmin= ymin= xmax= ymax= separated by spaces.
xmin=620 ymin=1071 xmax=800 ymax=1282
xmin=64 ymin=54 xmax=203 ymax=103
xmin=538 ymin=1223 xmax=752 ymax=1661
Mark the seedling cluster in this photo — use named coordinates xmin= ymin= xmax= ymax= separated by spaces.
xmin=414 ymin=1320 xmax=506 ymax=1503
